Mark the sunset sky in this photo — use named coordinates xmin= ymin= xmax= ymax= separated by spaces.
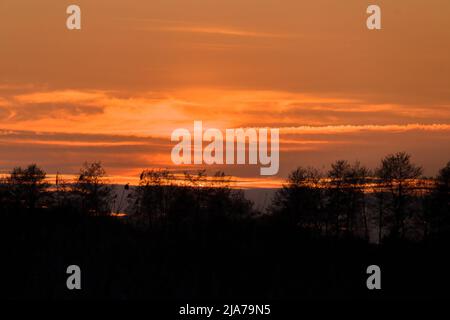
xmin=1 ymin=0 xmax=450 ymax=187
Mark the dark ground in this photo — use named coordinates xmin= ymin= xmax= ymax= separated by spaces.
xmin=2 ymin=208 xmax=449 ymax=301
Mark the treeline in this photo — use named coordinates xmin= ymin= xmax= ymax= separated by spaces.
xmin=2 ymin=152 xmax=450 ymax=299
xmin=0 ymin=162 xmax=112 ymax=215
xmin=0 ymin=162 xmax=253 ymax=218
xmin=272 ymin=152 xmax=450 ymax=242
xmin=1 ymin=152 xmax=450 ymax=243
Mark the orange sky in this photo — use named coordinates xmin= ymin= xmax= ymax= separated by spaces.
xmin=1 ymin=0 xmax=450 ymax=186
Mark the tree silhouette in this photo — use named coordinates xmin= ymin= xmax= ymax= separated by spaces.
xmin=132 ymin=169 xmax=176 ymax=227
xmin=0 ymin=175 xmax=12 ymax=211
xmin=345 ymin=162 xmax=371 ymax=239
xmin=72 ymin=161 xmax=112 ymax=215
xmin=7 ymin=164 xmax=49 ymax=210
xmin=326 ymin=160 xmax=353 ymax=236
xmin=423 ymin=162 xmax=450 ymax=238
xmin=131 ymin=169 xmax=253 ymax=229
xmin=373 ymin=183 xmax=387 ymax=244
xmin=271 ymin=166 xmax=324 ymax=232
xmin=376 ymin=152 xmax=423 ymax=239
xmin=324 ymin=161 xmax=371 ymax=237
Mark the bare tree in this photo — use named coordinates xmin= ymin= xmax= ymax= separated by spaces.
xmin=376 ymin=152 xmax=423 ymax=239
xmin=346 ymin=162 xmax=371 ymax=239
xmin=325 ymin=161 xmax=371 ymax=237
xmin=373 ymin=183 xmax=387 ymax=244
xmin=72 ymin=162 xmax=112 ymax=215
xmin=132 ymin=169 xmax=176 ymax=227
xmin=424 ymin=161 xmax=450 ymax=237
xmin=326 ymin=160 xmax=352 ymax=236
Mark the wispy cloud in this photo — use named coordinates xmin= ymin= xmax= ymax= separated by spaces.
xmin=155 ymin=26 xmax=295 ymax=38
xmin=280 ymin=124 xmax=450 ymax=135
xmin=121 ymin=17 xmax=297 ymax=39
xmin=14 ymin=90 xmax=106 ymax=105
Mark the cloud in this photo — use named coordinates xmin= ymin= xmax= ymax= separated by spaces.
xmin=122 ymin=18 xmax=297 ymax=39
xmin=280 ymin=123 xmax=450 ymax=135
xmin=155 ymin=26 xmax=294 ymax=38
xmin=7 ymin=103 xmax=104 ymax=121
xmin=2 ymin=87 xmax=450 ymax=181
xmin=0 ymin=129 xmax=171 ymax=176
xmin=14 ymin=90 xmax=106 ymax=105
xmin=3 ymin=87 xmax=450 ymax=137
